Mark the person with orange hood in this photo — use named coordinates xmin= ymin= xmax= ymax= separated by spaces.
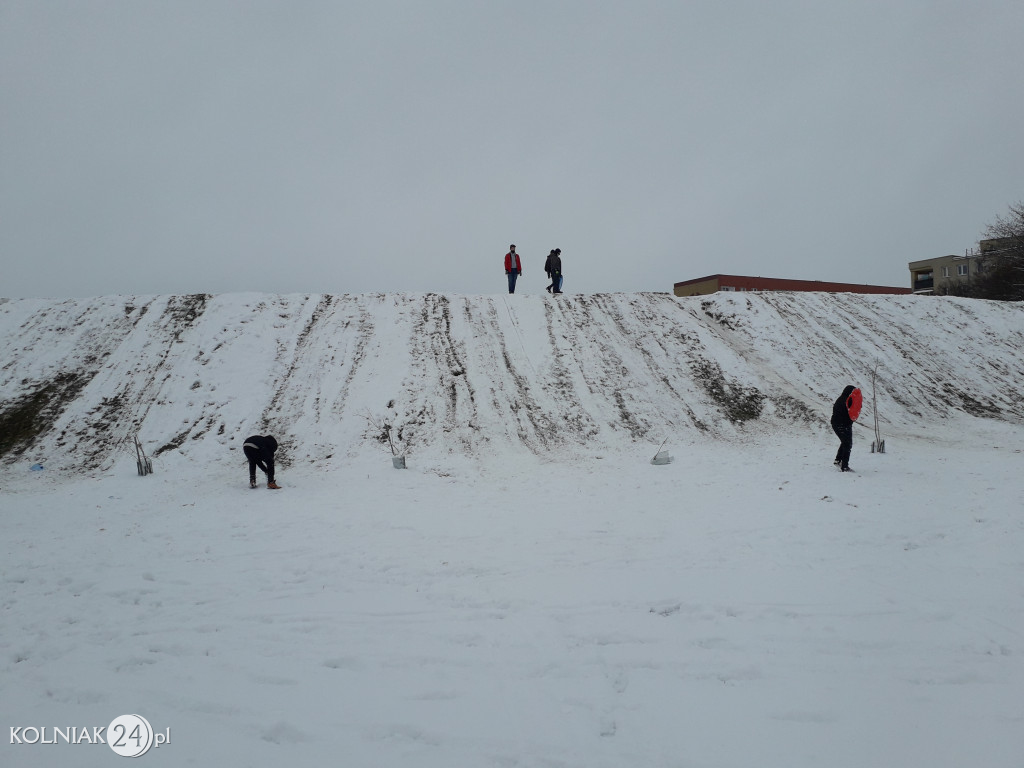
xmin=831 ymin=385 xmax=862 ymax=472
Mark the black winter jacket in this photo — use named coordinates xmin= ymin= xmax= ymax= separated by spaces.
xmin=831 ymin=386 xmax=856 ymax=428
xmin=243 ymin=435 xmax=278 ymax=460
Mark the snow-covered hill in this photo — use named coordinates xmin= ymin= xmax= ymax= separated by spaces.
xmin=1 ymin=291 xmax=1022 ymax=474
xmin=3 ymin=291 xmax=1023 ymax=767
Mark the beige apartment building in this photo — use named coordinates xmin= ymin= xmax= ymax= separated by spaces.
xmin=908 ymin=238 xmax=1014 ymax=294
xmin=908 ymin=254 xmax=979 ymax=294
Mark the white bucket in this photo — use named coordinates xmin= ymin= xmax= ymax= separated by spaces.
xmin=651 ymin=450 xmax=672 ymax=466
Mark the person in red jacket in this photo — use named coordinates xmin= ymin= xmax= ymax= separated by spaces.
xmin=830 ymin=385 xmax=862 ymax=472
xmin=504 ymin=244 xmax=522 ymax=294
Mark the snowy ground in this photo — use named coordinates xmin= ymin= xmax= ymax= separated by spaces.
xmin=3 ymin=423 xmax=1023 ymax=767
xmin=3 ymin=290 xmax=1023 ymax=765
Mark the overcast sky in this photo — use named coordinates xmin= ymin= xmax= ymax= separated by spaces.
xmin=2 ymin=1 xmax=1022 ymax=299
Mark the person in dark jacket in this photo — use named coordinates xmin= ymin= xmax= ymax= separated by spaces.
xmin=243 ymin=435 xmax=280 ymax=488
xmin=504 ymin=244 xmax=522 ymax=294
xmin=547 ymin=248 xmax=562 ymax=294
xmin=544 ymin=249 xmax=556 ymax=292
xmin=830 ymin=386 xmax=862 ymax=472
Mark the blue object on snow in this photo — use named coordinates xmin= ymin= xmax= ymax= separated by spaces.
xmin=30 ymin=463 xmax=44 ymax=471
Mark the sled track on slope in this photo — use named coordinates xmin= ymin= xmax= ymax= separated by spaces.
xmin=398 ymin=294 xmax=480 ymax=455
xmin=487 ymin=299 xmax=563 ymax=454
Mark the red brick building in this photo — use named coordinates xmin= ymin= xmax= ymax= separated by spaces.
xmin=673 ymin=274 xmax=913 ymax=297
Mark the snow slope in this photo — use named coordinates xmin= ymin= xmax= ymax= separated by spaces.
xmin=2 ymin=291 xmax=1022 ymax=475
xmin=1 ymin=291 xmax=1023 ymax=767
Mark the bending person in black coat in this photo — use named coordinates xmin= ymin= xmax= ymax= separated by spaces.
xmin=243 ymin=435 xmax=280 ymax=489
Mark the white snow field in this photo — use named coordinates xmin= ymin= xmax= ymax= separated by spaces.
xmin=2 ymin=291 xmax=1023 ymax=767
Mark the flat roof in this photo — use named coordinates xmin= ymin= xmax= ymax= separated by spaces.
xmin=908 ymin=254 xmax=975 ymax=269
xmin=672 ymin=274 xmax=909 ymax=292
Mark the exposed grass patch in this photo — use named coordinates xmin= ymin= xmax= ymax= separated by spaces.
xmin=165 ymin=293 xmax=210 ymax=327
xmin=691 ymin=359 xmax=765 ymax=423
xmin=0 ymin=373 xmax=90 ymax=459
xmin=154 ymin=427 xmax=191 ymax=457
xmin=772 ymin=393 xmax=821 ymax=424
xmin=957 ymin=391 xmax=1002 ymax=418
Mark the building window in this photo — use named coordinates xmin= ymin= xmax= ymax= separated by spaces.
xmin=721 ymin=286 xmax=735 ymax=291
xmin=941 ymin=266 xmax=951 ymax=277
xmin=957 ymin=264 xmax=969 ymax=276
